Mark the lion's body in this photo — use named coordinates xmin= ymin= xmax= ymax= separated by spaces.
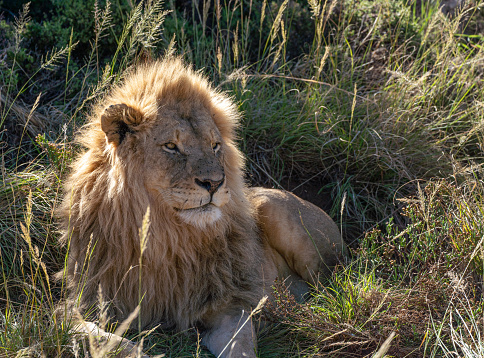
xmin=60 ymin=57 xmax=344 ymax=357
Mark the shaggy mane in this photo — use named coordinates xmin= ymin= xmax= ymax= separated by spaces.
xmin=60 ymin=57 xmax=263 ymax=330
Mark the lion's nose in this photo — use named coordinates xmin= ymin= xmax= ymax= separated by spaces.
xmin=195 ymin=177 xmax=225 ymax=195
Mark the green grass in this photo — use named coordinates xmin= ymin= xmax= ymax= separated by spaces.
xmin=1 ymin=0 xmax=484 ymax=356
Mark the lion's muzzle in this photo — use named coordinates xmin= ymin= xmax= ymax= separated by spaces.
xmin=195 ymin=177 xmax=225 ymax=196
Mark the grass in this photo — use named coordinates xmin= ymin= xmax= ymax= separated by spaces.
xmin=1 ymin=0 xmax=484 ymax=356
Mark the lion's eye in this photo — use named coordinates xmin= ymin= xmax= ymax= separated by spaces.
xmin=162 ymin=142 xmax=179 ymax=153
xmin=212 ymin=142 xmax=221 ymax=153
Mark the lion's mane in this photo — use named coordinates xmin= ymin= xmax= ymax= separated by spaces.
xmin=59 ymin=58 xmax=263 ymax=330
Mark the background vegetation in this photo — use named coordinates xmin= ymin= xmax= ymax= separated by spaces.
xmin=1 ymin=0 xmax=484 ymax=356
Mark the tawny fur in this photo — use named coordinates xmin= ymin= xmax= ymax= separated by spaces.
xmin=59 ymin=58 xmax=345 ymax=358
xmin=59 ymin=58 xmax=264 ymax=330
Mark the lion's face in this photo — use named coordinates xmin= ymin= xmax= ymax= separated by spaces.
xmin=143 ymin=107 xmax=231 ymax=227
xmin=101 ymin=103 xmax=232 ymax=228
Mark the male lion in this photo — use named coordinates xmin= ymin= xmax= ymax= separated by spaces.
xmin=59 ymin=57 xmax=344 ymax=357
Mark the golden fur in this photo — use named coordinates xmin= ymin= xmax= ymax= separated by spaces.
xmin=60 ymin=57 xmax=344 ymax=357
xmin=60 ymin=58 xmax=263 ymax=330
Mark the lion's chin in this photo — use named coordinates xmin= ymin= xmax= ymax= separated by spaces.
xmin=176 ymin=204 xmax=222 ymax=229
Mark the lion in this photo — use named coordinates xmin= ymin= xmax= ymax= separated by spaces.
xmin=59 ymin=57 xmax=344 ymax=357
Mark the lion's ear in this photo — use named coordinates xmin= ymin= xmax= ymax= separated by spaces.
xmin=100 ymin=104 xmax=143 ymax=146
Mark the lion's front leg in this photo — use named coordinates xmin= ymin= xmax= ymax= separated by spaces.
xmin=74 ymin=321 xmax=151 ymax=358
xmin=202 ymin=310 xmax=257 ymax=358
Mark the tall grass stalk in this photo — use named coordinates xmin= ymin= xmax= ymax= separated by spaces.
xmin=138 ymin=207 xmax=151 ymax=334
xmin=0 ymin=3 xmax=30 ymax=122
